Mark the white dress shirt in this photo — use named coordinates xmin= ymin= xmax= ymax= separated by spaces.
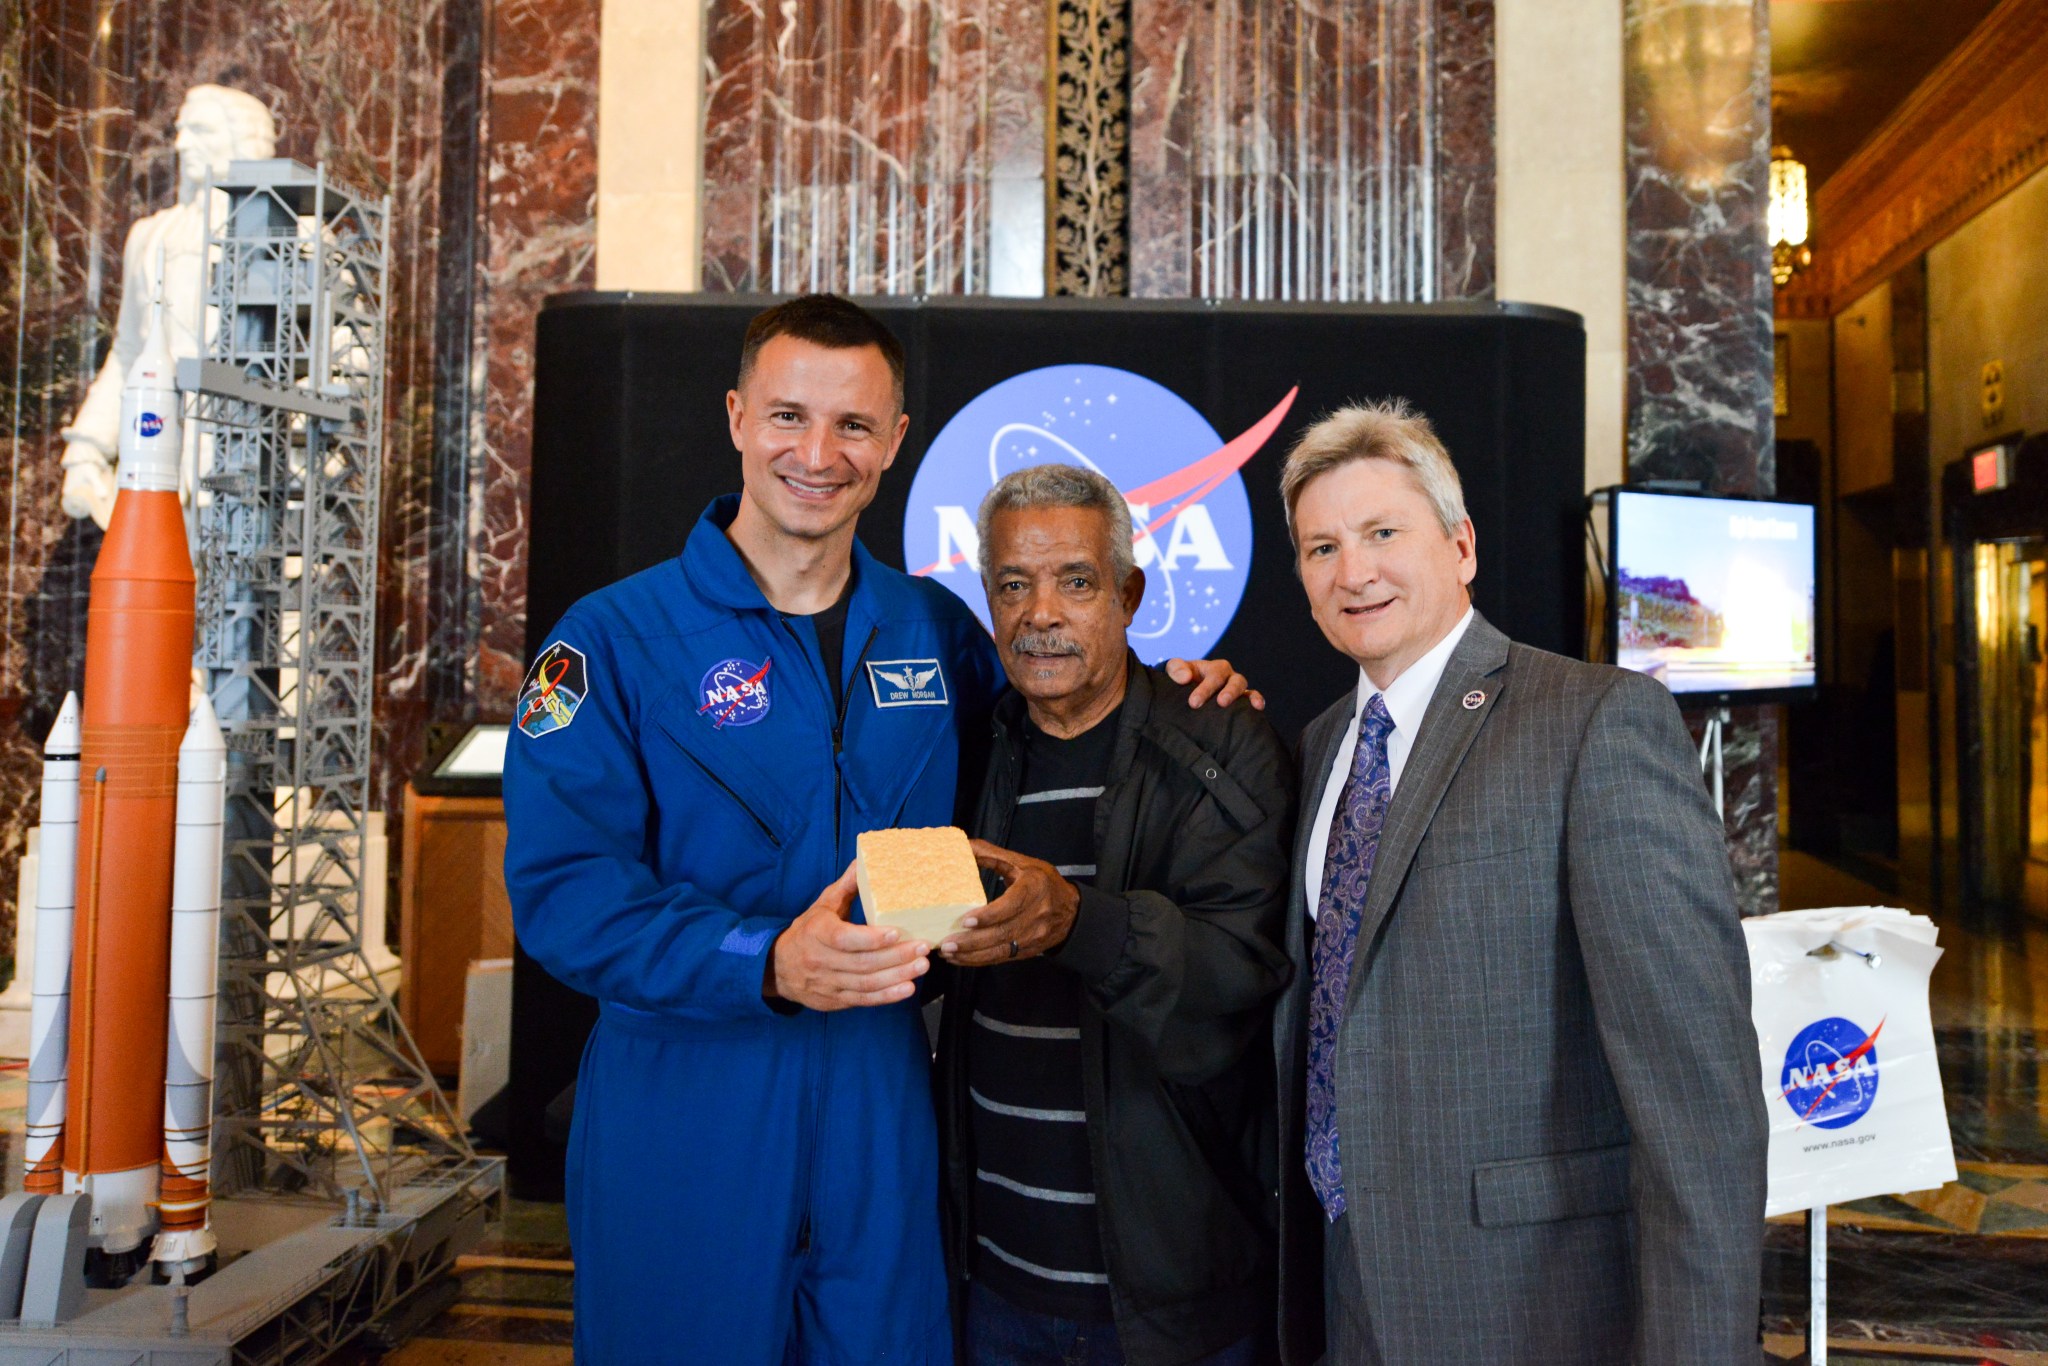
xmin=1304 ymin=607 xmax=1475 ymax=921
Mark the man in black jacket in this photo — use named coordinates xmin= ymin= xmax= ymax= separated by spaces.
xmin=933 ymin=464 xmax=1296 ymax=1366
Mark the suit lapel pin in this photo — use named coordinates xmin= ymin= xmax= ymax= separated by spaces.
xmin=1462 ymin=689 xmax=1486 ymax=710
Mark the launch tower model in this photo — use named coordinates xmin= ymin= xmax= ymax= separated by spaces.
xmin=4 ymin=159 xmax=496 ymax=1361
xmin=179 ymin=159 xmax=471 ymax=1200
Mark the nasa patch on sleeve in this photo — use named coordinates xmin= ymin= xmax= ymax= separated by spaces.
xmin=865 ymin=659 xmax=950 ymax=708
xmin=516 ymin=641 xmax=589 ymax=738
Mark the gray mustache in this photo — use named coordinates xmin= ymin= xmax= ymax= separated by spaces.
xmin=1009 ymin=632 xmax=1083 ymax=657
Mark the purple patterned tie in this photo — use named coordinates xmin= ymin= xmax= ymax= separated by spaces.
xmin=1305 ymin=694 xmax=1396 ymax=1221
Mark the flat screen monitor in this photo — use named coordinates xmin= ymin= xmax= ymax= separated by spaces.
xmin=436 ymin=724 xmax=508 ymax=778
xmin=412 ymin=723 xmax=509 ymax=797
xmin=1608 ymin=489 xmax=1817 ymax=705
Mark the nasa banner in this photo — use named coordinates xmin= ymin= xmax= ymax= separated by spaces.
xmin=1743 ymin=908 xmax=1956 ymax=1216
xmin=904 ymin=364 xmax=1286 ymax=663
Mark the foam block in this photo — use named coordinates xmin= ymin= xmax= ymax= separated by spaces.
xmin=856 ymin=826 xmax=987 ymax=946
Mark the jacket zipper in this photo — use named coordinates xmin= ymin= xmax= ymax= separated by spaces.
xmin=834 ymin=625 xmax=880 ymax=854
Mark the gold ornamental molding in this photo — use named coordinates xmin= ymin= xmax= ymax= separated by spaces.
xmin=1047 ymin=0 xmax=1131 ymax=297
xmin=1776 ymin=0 xmax=2048 ymax=320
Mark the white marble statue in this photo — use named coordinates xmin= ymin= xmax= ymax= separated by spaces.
xmin=59 ymin=84 xmax=277 ymax=533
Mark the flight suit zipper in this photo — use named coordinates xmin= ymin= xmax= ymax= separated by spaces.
xmin=831 ymin=625 xmax=880 ymax=855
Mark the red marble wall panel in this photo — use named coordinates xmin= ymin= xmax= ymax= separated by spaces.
xmin=474 ymin=0 xmax=599 ymax=715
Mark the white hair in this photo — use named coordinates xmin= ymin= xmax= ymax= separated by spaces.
xmin=1279 ymin=399 xmax=1469 ymax=539
xmin=975 ymin=463 xmax=1137 ymax=587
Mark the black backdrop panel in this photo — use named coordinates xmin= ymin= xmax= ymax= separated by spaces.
xmin=508 ymin=293 xmax=1585 ymax=1194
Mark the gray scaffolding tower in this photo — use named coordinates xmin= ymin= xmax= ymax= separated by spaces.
xmin=180 ymin=159 xmax=474 ymax=1201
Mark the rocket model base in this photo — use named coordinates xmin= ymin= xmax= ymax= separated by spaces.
xmin=0 ymin=1162 xmax=499 ymax=1349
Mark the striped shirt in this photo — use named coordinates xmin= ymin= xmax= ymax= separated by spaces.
xmin=967 ymin=706 xmax=1118 ymax=1321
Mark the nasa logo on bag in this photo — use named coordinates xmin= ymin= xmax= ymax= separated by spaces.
xmin=517 ymin=641 xmax=589 ymax=739
xmin=698 ymin=657 xmax=772 ymax=729
xmin=903 ymin=364 xmax=1296 ymax=665
xmin=866 ymin=658 xmax=949 ymax=709
xmin=1779 ymin=1015 xmax=1884 ymax=1130
xmin=138 ymin=412 xmax=164 ymax=439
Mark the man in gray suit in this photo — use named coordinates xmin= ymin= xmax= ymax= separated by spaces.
xmin=1272 ymin=401 xmax=1767 ymax=1364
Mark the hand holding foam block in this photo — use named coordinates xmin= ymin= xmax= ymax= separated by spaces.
xmin=855 ymin=826 xmax=987 ymax=947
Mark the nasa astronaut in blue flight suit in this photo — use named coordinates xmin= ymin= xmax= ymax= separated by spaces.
xmin=502 ymin=295 xmax=1251 ymax=1363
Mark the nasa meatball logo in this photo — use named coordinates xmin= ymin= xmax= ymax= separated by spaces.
xmin=137 ymin=412 xmax=165 ymax=439
xmin=698 ymin=657 xmax=772 ymax=729
xmin=1780 ymin=1015 xmax=1884 ymax=1130
xmin=905 ymin=365 xmax=1296 ymax=666
xmin=517 ymin=641 xmax=588 ymax=739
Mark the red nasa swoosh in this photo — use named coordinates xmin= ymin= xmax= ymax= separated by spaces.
xmin=910 ymin=386 xmax=1300 ymax=577
xmin=1785 ymin=1016 xmax=1885 ymax=1125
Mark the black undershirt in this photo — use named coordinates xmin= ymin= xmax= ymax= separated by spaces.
xmin=967 ymin=703 xmax=1121 ymax=1322
xmin=786 ymin=582 xmax=851 ymax=713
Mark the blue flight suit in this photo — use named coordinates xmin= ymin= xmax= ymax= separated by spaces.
xmin=504 ymin=495 xmax=1002 ymax=1363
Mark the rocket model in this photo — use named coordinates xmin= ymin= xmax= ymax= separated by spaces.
xmin=24 ymin=694 xmax=79 ymax=1197
xmin=24 ymin=278 xmax=227 ymax=1278
xmin=155 ymin=695 xmax=224 ymax=1269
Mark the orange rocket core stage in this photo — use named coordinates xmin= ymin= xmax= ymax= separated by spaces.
xmin=66 ymin=486 xmax=195 ymax=1183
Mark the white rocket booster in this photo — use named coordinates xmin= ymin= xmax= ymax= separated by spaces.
xmin=24 ymin=695 xmax=79 ymax=1195
xmin=152 ymin=696 xmax=224 ymax=1271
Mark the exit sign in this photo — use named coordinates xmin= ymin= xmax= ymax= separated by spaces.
xmin=1971 ymin=443 xmax=2011 ymax=492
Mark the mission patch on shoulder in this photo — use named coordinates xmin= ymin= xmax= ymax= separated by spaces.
xmin=517 ymin=640 xmax=589 ymax=738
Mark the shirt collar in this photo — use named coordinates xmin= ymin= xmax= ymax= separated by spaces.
xmin=681 ymin=492 xmax=875 ymax=612
xmin=1353 ymin=606 xmax=1476 ymax=738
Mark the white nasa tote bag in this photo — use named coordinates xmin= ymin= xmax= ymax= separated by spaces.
xmin=1743 ymin=908 xmax=1957 ymax=1217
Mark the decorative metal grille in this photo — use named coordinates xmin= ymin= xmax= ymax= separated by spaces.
xmin=1049 ymin=0 xmax=1131 ymax=296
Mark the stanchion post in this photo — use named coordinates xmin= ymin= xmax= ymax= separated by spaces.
xmin=1809 ymin=1204 xmax=1827 ymax=1363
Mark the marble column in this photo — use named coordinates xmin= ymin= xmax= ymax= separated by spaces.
xmin=699 ymin=0 xmax=1047 ymax=297
xmin=1623 ymin=0 xmax=1778 ymax=913
xmin=1128 ymin=0 xmax=1495 ymax=302
xmin=471 ymin=0 xmax=600 ymax=715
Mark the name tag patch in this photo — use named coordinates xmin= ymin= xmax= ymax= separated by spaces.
xmin=517 ymin=641 xmax=589 ymax=739
xmin=866 ymin=658 xmax=950 ymax=708
xmin=699 ymin=657 xmax=773 ymax=728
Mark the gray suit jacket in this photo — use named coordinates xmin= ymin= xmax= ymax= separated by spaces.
xmin=1275 ymin=613 xmax=1767 ymax=1365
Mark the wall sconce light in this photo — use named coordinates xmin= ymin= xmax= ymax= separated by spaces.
xmin=1770 ymin=145 xmax=1812 ymax=287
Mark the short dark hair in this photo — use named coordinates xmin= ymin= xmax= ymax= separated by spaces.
xmin=736 ymin=294 xmax=906 ymax=413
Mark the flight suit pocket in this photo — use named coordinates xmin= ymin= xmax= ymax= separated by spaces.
xmin=1471 ymin=1142 xmax=1629 ymax=1228
xmin=651 ymin=688 xmax=797 ymax=849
